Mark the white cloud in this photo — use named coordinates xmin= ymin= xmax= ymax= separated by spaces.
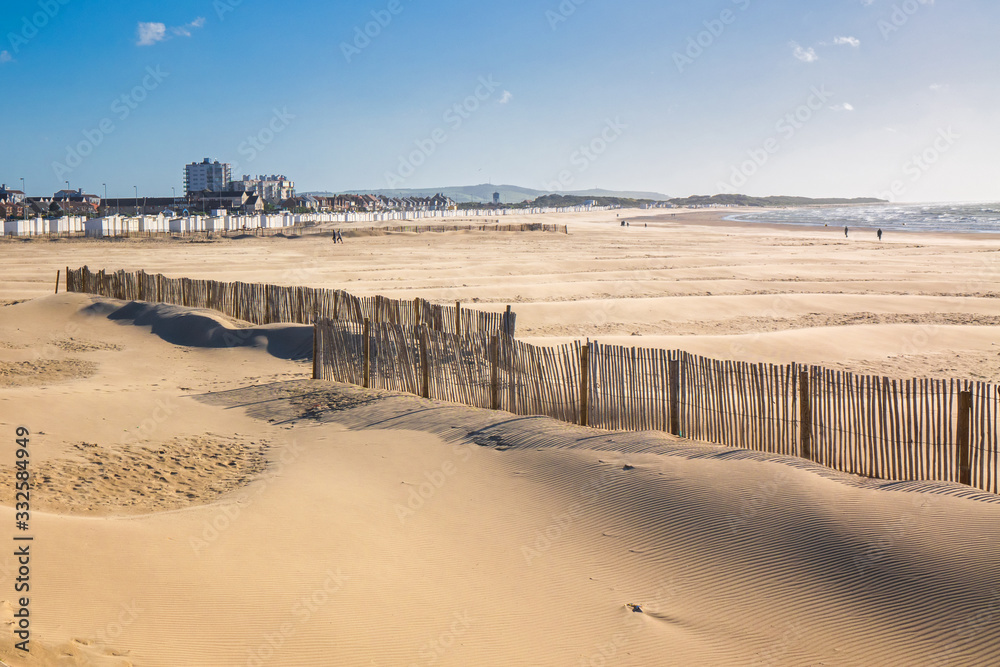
xmin=172 ymin=17 xmax=206 ymax=37
xmin=498 ymin=90 xmax=513 ymax=104
xmin=137 ymin=22 xmax=167 ymax=46
xmin=137 ymin=18 xmax=204 ymax=46
xmin=830 ymin=102 xmax=855 ymax=111
xmin=0 ymin=50 xmax=12 ymax=64
xmin=791 ymin=42 xmax=818 ymax=63
xmin=929 ymin=83 xmax=947 ymax=92
xmin=834 ymin=36 xmax=861 ymax=47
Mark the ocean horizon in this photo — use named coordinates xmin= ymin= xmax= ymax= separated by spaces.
xmin=729 ymin=202 xmax=1000 ymax=234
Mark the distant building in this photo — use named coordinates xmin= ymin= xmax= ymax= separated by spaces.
xmin=493 ymin=191 xmax=500 ymax=205
xmin=229 ymin=174 xmax=295 ymax=204
xmin=186 ymin=189 xmax=261 ymax=214
xmin=285 ymin=194 xmax=319 ymax=211
xmin=54 ymin=188 xmax=101 ymax=205
xmin=0 ymin=184 xmax=26 ymax=219
xmin=0 ymin=184 xmax=26 ymax=204
xmin=100 ymin=197 xmax=176 ymax=216
xmin=184 ymin=158 xmax=231 ymax=194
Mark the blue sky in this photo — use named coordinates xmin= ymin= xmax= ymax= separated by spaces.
xmin=2 ymin=0 xmax=997 ymax=201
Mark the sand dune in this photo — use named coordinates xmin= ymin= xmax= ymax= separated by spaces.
xmin=3 ymin=210 xmax=1000 ymax=665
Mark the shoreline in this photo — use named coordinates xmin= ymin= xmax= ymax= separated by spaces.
xmin=635 ymin=208 xmax=1000 ymax=241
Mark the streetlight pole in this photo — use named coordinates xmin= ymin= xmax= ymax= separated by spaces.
xmin=19 ymin=177 xmax=25 ymax=220
xmin=103 ymin=183 xmax=107 ymax=217
xmin=134 ymin=185 xmax=138 ymax=216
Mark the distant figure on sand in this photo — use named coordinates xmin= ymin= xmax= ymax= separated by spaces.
xmin=877 ymin=228 xmax=883 ymax=241
xmin=844 ymin=225 xmax=849 ymax=238
xmin=333 ymin=230 xmax=344 ymax=244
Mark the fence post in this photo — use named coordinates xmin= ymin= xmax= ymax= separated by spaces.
xmin=420 ymin=325 xmax=430 ymax=399
xmin=579 ymin=343 xmax=590 ymax=427
xmin=455 ymin=301 xmax=462 ymax=337
xmin=312 ymin=323 xmax=320 ymax=380
xmin=414 ymin=297 xmax=422 ymax=328
xmin=54 ymin=270 xmax=60 ymax=294
xmin=504 ymin=305 xmax=512 ymax=336
xmin=799 ymin=370 xmax=812 ymax=461
xmin=490 ymin=335 xmax=500 ymax=411
xmin=363 ymin=318 xmax=371 ymax=389
xmin=958 ymin=389 xmax=973 ymax=486
xmin=668 ymin=356 xmax=680 ymax=436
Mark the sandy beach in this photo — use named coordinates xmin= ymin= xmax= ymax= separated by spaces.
xmin=2 ymin=208 xmax=1000 ymax=665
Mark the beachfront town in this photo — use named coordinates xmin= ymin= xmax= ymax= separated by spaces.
xmin=0 ymin=158 xmax=459 ymax=221
xmin=0 ymin=158 xmax=619 ymax=237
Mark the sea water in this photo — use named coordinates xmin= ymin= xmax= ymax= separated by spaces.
xmin=728 ymin=203 xmax=1000 ymax=234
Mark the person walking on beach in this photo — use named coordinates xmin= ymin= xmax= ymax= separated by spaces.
xmin=877 ymin=228 xmax=883 ymax=241
xmin=844 ymin=225 xmax=849 ymax=238
xmin=332 ymin=230 xmax=344 ymax=244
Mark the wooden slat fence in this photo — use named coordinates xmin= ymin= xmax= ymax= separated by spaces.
xmin=343 ymin=222 xmax=567 ymax=235
xmin=64 ymin=266 xmax=515 ymax=336
xmin=315 ymin=321 xmax=1000 ymax=495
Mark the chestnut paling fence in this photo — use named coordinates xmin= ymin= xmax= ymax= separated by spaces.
xmin=60 ymin=266 xmax=1000 ymax=494
xmin=64 ymin=266 xmax=515 ymax=336
xmin=315 ymin=319 xmax=1000 ymax=495
xmin=342 ymin=222 xmax=568 ymax=235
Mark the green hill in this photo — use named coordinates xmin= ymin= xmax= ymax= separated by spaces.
xmin=306 ymin=184 xmax=672 ymax=204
